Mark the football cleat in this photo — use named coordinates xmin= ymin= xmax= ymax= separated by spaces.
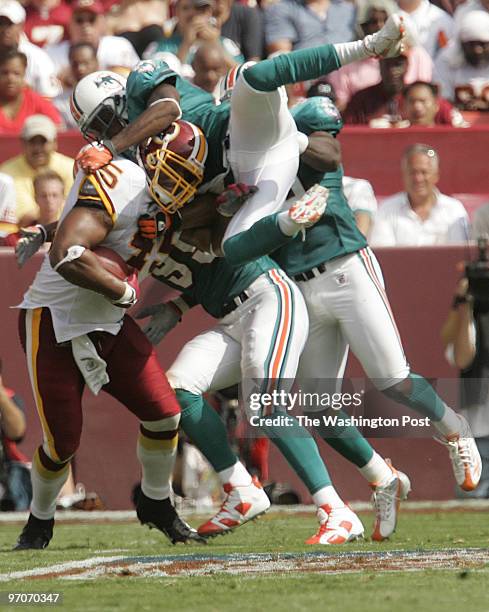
xmin=13 ymin=514 xmax=54 ymax=551
xmin=435 ymin=415 xmax=482 ymax=492
xmin=364 ymin=14 xmax=406 ymax=59
xmin=198 ymin=476 xmax=271 ymax=537
xmin=371 ymin=459 xmax=411 ymax=541
xmin=305 ymin=504 xmax=364 ymax=545
xmin=136 ymin=492 xmax=206 ymax=544
xmin=288 ymin=184 xmax=328 ymax=227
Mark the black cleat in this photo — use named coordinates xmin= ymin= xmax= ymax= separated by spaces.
xmin=136 ymin=493 xmax=206 ymax=545
xmin=13 ymin=514 xmax=54 ymax=551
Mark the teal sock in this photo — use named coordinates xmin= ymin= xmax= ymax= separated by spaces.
xmin=176 ymin=389 xmax=238 ymax=472
xmin=308 ymin=409 xmax=374 ymax=468
xmin=244 ymin=46 xmax=341 ymax=92
xmin=383 ymin=373 xmax=446 ymax=421
xmin=261 ymin=413 xmax=331 ymax=494
xmin=222 ymin=214 xmax=291 ymax=266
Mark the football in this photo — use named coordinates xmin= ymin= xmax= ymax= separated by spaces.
xmin=92 ymin=246 xmax=133 ymax=280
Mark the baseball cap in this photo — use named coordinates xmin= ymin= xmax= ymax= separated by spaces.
xmin=459 ymin=11 xmax=489 ymax=43
xmin=0 ymin=0 xmax=26 ymax=24
xmin=22 ymin=115 xmax=57 ymax=142
xmin=192 ymin=0 xmax=213 ymax=7
xmin=72 ymin=0 xmax=104 ymax=15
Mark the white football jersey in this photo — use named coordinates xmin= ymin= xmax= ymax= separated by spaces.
xmin=19 ymin=157 xmax=157 ymax=343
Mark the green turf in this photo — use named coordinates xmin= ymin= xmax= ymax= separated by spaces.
xmin=1 ymin=511 xmax=488 ymax=612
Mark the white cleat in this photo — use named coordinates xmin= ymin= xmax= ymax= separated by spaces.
xmin=371 ymin=460 xmax=411 ymax=541
xmin=288 ymin=184 xmax=328 ymax=228
xmin=435 ymin=415 xmax=482 ymax=492
xmin=305 ymin=504 xmax=364 ymax=545
xmin=364 ymin=14 xmax=406 ymax=58
xmin=197 ymin=476 xmax=271 ymax=537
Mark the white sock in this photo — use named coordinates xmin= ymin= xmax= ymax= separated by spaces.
xmin=333 ymin=40 xmax=369 ymax=66
xmin=312 ymin=485 xmax=345 ymax=509
xmin=30 ymin=451 xmax=70 ymax=520
xmin=218 ymin=461 xmax=252 ymax=487
xmin=137 ymin=432 xmax=178 ymax=500
xmin=359 ymin=452 xmax=393 ymax=486
xmin=277 ymin=211 xmax=300 ymax=236
xmin=432 ymin=405 xmax=462 ymax=438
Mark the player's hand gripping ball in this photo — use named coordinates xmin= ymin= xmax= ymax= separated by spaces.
xmin=92 ymin=246 xmax=140 ymax=308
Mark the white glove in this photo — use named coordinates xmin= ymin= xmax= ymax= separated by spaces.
xmin=15 ymin=225 xmax=47 ymax=268
xmin=136 ymin=302 xmax=181 ymax=345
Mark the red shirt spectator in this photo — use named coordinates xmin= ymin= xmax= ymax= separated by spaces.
xmin=0 ymin=49 xmax=61 ymax=135
xmin=24 ymin=0 xmax=72 ymax=48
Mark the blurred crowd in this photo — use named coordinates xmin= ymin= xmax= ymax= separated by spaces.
xmin=0 ymin=0 xmax=488 ymax=236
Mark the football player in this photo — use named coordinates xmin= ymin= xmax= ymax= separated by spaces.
xmin=13 ymin=71 xmax=205 ymax=550
xmin=134 ymin=187 xmax=366 ymax=545
xmin=75 ymin=15 xmax=406 ymax=265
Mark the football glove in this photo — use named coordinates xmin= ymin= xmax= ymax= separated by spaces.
xmin=136 ymin=302 xmax=181 ymax=345
xmin=137 ymin=212 xmax=170 ymax=240
xmin=15 ymin=225 xmax=47 ymax=268
xmin=216 ymin=183 xmax=258 ymax=218
xmin=76 ymin=141 xmax=114 ymax=173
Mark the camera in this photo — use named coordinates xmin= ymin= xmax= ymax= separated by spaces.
xmin=466 ymin=236 xmax=489 ymax=303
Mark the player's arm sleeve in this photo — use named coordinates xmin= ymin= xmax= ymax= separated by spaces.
xmin=222 ymin=213 xmax=294 ymax=266
xmin=244 ymin=42 xmax=341 ymax=92
xmin=75 ymin=174 xmax=118 ymax=224
xmin=346 ymin=179 xmax=378 ymax=214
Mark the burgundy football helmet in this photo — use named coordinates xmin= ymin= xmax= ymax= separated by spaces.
xmin=139 ymin=120 xmax=208 ymax=214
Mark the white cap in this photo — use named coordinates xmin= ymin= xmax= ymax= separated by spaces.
xmin=459 ymin=11 xmax=489 ymax=43
xmin=0 ymin=0 xmax=26 ymax=24
xmin=22 ymin=115 xmax=57 ymax=141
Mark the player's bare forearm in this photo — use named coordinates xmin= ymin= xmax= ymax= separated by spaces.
xmin=301 ymin=131 xmax=341 ymax=172
xmin=179 ymin=193 xmax=218 ymax=230
xmin=112 ymin=84 xmax=181 ymax=153
xmin=55 ymin=250 xmax=127 ymax=300
xmin=49 ymin=207 xmax=125 ymax=300
xmin=181 ymin=214 xmax=229 ymax=254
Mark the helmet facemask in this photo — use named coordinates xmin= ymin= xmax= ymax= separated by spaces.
xmin=81 ymin=93 xmax=127 ymax=141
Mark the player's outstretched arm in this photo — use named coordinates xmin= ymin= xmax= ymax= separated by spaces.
xmin=49 ymin=208 xmax=134 ymax=306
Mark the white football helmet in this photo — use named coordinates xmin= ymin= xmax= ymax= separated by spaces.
xmin=70 ymin=71 xmax=127 ymax=140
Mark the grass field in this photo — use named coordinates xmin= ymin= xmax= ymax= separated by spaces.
xmin=1 ymin=509 xmax=489 ymax=612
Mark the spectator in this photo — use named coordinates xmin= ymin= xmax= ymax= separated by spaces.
xmin=433 ymin=11 xmax=489 ymax=109
xmin=264 ymin=0 xmax=356 ymax=55
xmin=343 ymin=54 xmax=410 ymax=125
xmin=454 ymin=0 xmax=489 ymax=26
xmin=0 ymin=115 xmax=73 ymax=226
xmin=397 ymin=0 xmax=454 ymax=58
xmin=471 ymin=202 xmax=489 ymax=238
xmin=143 ymin=0 xmax=243 ymax=72
xmin=214 ymin=0 xmax=265 ymax=60
xmin=191 ymin=41 xmax=227 ymax=96
xmin=371 ymin=144 xmax=469 ymax=246
xmin=0 ymin=49 xmax=62 ymax=135
xmin=54 ymin=42 xmax=99 ymax=127
xmin=0 ymin=172 xmax=16 ymax=236
xmin=402 ymin=80 xmax=468 ymax=125
xmin=108 ymin=0 xmax=168 ymax=58
xmin=0 ymin=0 xmax=61 ymax=97
xmin=0 ymin=359 xmax=31 ymax=512
xmin=45 ymin=0 xmax=139 ymax=82
xmin=441 ymin=272 xmax=489 ymax=498
xmin=342 ymin=176 xmax=378 ymax=238
xmin=24 ymin=0 xmax=72 ymax=48
xmin=327 ymin=1 xmax=433 ymax=110
xmin=0 ymin=169 xmax=64 ymax=245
